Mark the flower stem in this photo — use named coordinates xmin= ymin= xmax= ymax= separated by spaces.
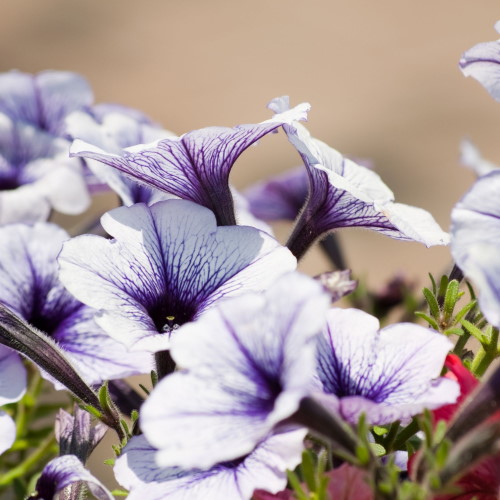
xmin=0 ymin=433 xmax=56 ymax=487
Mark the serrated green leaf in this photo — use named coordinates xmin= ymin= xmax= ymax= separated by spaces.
xmin=423 ymin=288 xmax=440 ymax=319
xmin=415 ymin=311 xmax=440 ymax=330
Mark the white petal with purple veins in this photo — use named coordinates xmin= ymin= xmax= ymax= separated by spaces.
xmin=59 ymin=200 xmax=296 ymax=352
xmin=34 ymin=455 xmax=113 ymax=500
xmin=459 ymin=22 xmax=500 ymax=102
xmin=451 ymin=170 xmax=500 ymax=326
xmin=316 ymin=308 xmax=457 ymax=425
xmin=115 ymin=430 xmax=306 ymax=500
xmin=0 ymin=345 xmax=26 ymax=405
xmin=70 ymin=100 xmax=310 ymax=225
xmin=141 ymin=272 xmax=329 ymax=469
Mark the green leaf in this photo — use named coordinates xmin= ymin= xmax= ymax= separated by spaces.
xmin=443 ymin=280 xmax=460 ymax=321
xmin=461 ymin=319 xmax=486 ymax=343
xmin=373 ymin=425 xmax=388 ymax=436
xmin=415 ymin=312 xmax=440 ymax=330
xmin=301 ymin=450 xmax=316 ymax=492
xmin=453 ymin=300 xmax=477 ymax=324
xmin=438 ymin=275 xmax=449 ymax=304
xmin=429 ymin=273 xmax=437 ymax=295
xmin=370 ymin=443 xmax=386 ymax=456
xmin=286 ymin=470 xmax=308 ymax=500
xmin=111 ymin=490 xmax=129 ymax=497
xmin=81 ymin=404 xmax=103 ymax=420
xmin=103 ymin=458 xmax=115 ymax=466
xmin=423 ymin=287 xmax=440 ymax=319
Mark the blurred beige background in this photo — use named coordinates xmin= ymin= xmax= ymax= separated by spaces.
xmin=2 ymin=0 xmax=500 ymax=491
xmin=2 ymin=0 xmax=499 ymax=287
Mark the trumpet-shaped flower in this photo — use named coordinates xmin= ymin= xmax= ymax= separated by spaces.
xmin=70 ymin=100 xmax=310 ymax=226
xmin=114 ymin=430 xmax=306 ymax=500
xmin=0 ymin=70 xmax=91 ymax=223
xmin=29 ymin=455 xmax=113 ymax=500
xmin=459 ymin=21 xmax=500 ymax=102
xmin=58 ymin=199 xmax=296 ymax=352
xmin=314 ymin=308 xmax=458 ymax=425
xmin=66 ymin=107 xmax=175 ymax=206
xmin=140 ymin=272 xmax=330 ymax=469
xmin=451 ymin=171 xmax=500 ymax=327
xmin=0 ymin=223 xmax=151 ymax=387
xmin=267 ymin=97 xmax=449 ymax=259
xmin=0 ymin=345 xmax=26 ymax=455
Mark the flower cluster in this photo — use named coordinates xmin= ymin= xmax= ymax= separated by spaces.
xmin=0 ymin=19 xmax=500 ymax=500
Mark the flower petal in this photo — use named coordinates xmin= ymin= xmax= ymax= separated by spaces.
xmin=141 ymin=272 xmax=329 ymax=469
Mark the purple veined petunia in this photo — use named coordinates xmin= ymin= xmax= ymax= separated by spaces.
xmin=267 ymin=97 xmax=449 ymax=259
xmin=450 ymin=170 xmax=500 ymax=327
xmin=459 ymin=21 xmax=500 ymax=102
xmin=66 ymin=107 xmax=176 ymax=206
xmin=0 ymin=345 xmax=26 ymax=455
xmin=244 ymin=166 xmax=309 ymax=222
xmin=58 ymin=199 xmax=296 ymax=353
xmin=140 ymin=272 xmax=330 ymax=469
xmin=69 ymin=99 xmax=310 ymax=226
xmin=314 ymin=308 xmax=459 ymax=425
xmin=0 ymin=70 xmax=92 ymax=224
xmin=28 ymin=405 xmax=110 ymax=499
xmin=0 ymin=222 xmax=152 ymax=389
xmin=114 ymin=429 xmax=307 ymax=500
xmin=460 ymin=138 xmax=499 ymax=177
xmin=28 ymin=455 xmax=113 ymax=500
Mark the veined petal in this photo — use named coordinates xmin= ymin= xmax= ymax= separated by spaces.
xmin=59 ymin=199 xmax=296 ymax=352
xmin=70 ymin=100 xmax=310 ymax=226
xmin=66 ymin=109 xmax=174 ymax=206
xmin=316 ymin=308 xmax=457 ymax=425
xmin=459 ymin=22 xmax=500 ymax=102
xmin=48 ymin=306 xmax=153 ymax=389
xmin=141 ymin=272 xmax=329 ymax=469
xmin=0 ymin=345 xmax=26 ymax=405
xmin=115 ymin=430 xmax=306 ymax=500
xmin=31 ymin=455 xmax=113 ymax=500
xmin=267 ymin=98 xmax=448 ymax=258
xmin=451 ymin=170 xmax=500 ymax=326
xmin=0 ymin=70 xmax=93 ymax=135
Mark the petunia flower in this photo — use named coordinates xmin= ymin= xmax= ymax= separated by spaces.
xmin=450 ymin=170 xmax=500 ymax=327
xmin=459 ymin=21 xmax=500 ymax=102
xmin=139 ymin=272 xmax=330 ymax=469
xmin=0 ymin=345 xmax=26 ymax=455
xmin=69 ymin=100 xmax=310 ymax=226
xmin=58 ymin=199 xmax=296 ymax=353
xmin=244 ymin=167 xmax=309 ymax=222
xmin=0 ymin=70 xmax=91 ymax=223
xmin=114 ymin=430 xmax=307 ymax=500
xmin=0 ymin=222 xmax=152 ymax=388
xmin=267 ymin=97 xmax=449 ymax=259
xmin=314 ymin=308 xmax=458 ymax=425
xmin=66 ymin=107 xmax=175 ymax=206
xmin=28 ymin=455 xmax=113 ymax=500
